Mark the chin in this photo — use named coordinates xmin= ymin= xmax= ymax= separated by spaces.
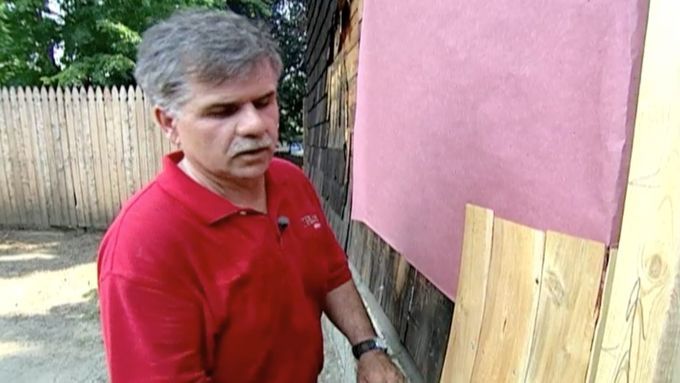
xmin=231 ymin=159 xmax=271 ymax=180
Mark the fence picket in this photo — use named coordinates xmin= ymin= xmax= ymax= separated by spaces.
xmin=32 ymin=86 xmax=58 ymax=226
xmin=0 ymin=86 xmax=170 ymax=228
xmin=86 ymin=87 xmax=105 ymax=227
xmin=0 ymin=88 xmax=17 ymax=224
xmin=56 ymin=88 xmax=90 ymax=227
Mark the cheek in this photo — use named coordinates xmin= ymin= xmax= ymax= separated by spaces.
xmin=265 ymin=107 xmax=280 ymax=135
xmin=179 ymin=120 xmax=236 ymax=151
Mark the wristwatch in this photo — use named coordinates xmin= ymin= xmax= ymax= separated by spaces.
xmin=352 ymin=337 xmax=388 ymax=360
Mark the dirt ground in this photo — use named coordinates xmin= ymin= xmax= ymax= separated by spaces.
xmin=0 ymin=229 xmax=347 ymax=382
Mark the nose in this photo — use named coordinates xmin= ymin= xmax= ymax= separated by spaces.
xmin=236 ymin=103 xmax=267 ymax=137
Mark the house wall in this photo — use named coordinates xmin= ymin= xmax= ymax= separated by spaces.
xmin=304 ymin=1 xmax=453 ymax=381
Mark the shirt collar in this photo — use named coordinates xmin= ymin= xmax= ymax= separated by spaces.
xmin=156 ymin=151 xmax=245 ymax=225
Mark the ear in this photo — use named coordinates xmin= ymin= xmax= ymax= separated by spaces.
xmin=153 ymin=106 xmax=181 ymax=146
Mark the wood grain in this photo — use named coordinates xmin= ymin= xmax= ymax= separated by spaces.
xmin=52 ymin=87 xmax=76 ymax=227
xmin=0 ymin=88 xmax=15 ymax=224
xmin=440 ymin=204 xmax=494 ymax=383
xmin=57 ymin=88 xmax=87 ymax=227
xmin=470 ymin=217 xmax=545 ymax=383
xmin=525 ymin=232 xmax=606 ymax=383
xmin=590 ymin=0 xmax=680 ymax=380
xmin=32 ymin=87 xmax=57 ymax=226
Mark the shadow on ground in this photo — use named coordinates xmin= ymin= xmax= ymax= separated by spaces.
xmin=0 ymin=230 xmax=106 ymax=383
xmin=0 ymin=230 xmax=102 ymax=279
xmin=0 ymin=294 xmax=106 ymax=382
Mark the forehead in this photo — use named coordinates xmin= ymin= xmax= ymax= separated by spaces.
xmin=186 ymin=62 xmax=279 ymax=109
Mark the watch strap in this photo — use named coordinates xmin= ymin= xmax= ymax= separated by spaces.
xmin=352 ymin=337 xmax=388 ymax=360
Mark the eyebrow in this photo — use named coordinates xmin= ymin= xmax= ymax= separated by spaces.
xmin=201 ymin=91 xmax=277 ymax=111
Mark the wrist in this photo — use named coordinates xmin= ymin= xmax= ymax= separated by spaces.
xmin=351 ymin=337 xmax=388 ymax=360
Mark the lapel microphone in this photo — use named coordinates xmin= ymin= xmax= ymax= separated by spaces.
xmin=277 ymin=216 xmax=290 ymax=234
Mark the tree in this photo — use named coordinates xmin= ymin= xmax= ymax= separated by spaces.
xmin=269 ymin=0 xmax=306 ymax=141
xmin=0 ymin=0 xmax=61 ymax=85
xmin=0 ymin=0 xmax=306 ymax=140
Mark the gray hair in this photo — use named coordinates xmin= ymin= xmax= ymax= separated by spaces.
xmin=134 ymin=8 xmax=282 ymax=113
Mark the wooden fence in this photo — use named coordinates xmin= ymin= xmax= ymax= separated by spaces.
xmin=0 ymin=86 xmax=173 ymax=229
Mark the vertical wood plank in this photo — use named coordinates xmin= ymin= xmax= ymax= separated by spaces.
xmin=142 ymin=94 xmax=159 ymax=179
xmin=87 ymin=87 xmax=109 ymax=228
xmin=587 ymin=248 xmax=618 ymax=383
xmin=7 ymin=88 xmax=27 ymax=225
xmin=16 ymin=87 xmax=41 ymax=226
xmin=109 ymin=86 xmax=125 ymax=215
xmin=48 ymin=87 xmax=74 ymax=227
xmin=127 ymin=85 xmax=141 ymax=193
xmin=66 ymin=89 xmax=99 ymax=227
xmin=114 ymin=87 xmax=127 ymax=213
xmin=53 ymin=88 xmax=80 ymax=227
xmin=145 ymin=94 xmax=167 ymax=177
xmin=58 ymin=87 xmax=84 ymax=227
xmin=525 ymin=232 xmax=606 ymax=383
xmin=470 ymin=218 xmax=545 ymax=382
xmin=27 ymin=87 xmax=50 ymax=226
xmin=31 ymin=86 xmax=56 ymax=226
xmin=0 ymin=88 xmax=17 ymax=225
xmin=97 ymin=88 xmax=119 ymax=224
xmin=134 ymin=87 xmax=150 ymax=185
xmin=120 ymin=86 xmax=135 ymax=199
xmin=27 ymin=87 xmax=51 ymax=228
xmin=81 ymin=87 xmax=101 ymax=227
xmin=38 ymin=87 xmax=61 ymax=226
xmin=591 ymin=0 xmax=680 ymax=381
xmin=440 ymin=204 xmax=494 ymax=383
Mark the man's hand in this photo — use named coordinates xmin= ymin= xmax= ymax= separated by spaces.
xmin=357 ymin=351 xmax=405 ymax=383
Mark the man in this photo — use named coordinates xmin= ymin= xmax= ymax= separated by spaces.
xmin=97 ymin=8 xmax=404 ymax=383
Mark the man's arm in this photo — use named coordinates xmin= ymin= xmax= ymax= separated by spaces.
xmin=324 ymin=280 xmax=405 ymax=383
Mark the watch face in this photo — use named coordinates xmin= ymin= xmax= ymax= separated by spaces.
xmin=375 ymin=338 xmax=388 ymax=350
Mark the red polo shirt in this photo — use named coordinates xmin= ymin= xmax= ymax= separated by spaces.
xmin=98 ymin=152 xmax=351 ymax=383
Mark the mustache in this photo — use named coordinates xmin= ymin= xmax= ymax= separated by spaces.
xmin=230 ymin=138 xmax=274 ymax=155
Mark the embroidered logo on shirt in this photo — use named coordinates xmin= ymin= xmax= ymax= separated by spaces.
xmin=301 ymin=214 xmax=322 ymax=229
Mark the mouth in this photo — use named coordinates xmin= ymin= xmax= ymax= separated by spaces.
xmin=236 ymin=147 xmax=270 ymax=157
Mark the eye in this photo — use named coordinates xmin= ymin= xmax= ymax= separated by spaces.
xmin=205 ymin=105 xmax=239 ymax=118
xmin=253 ymin=95 xmax=275 ymax=109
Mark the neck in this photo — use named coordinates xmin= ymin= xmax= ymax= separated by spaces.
xmin=178 ymin=158 xmax=267 ymax=213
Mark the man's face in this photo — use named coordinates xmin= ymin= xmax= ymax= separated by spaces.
xmin=165 ymin=61 xmax=280 ymax=181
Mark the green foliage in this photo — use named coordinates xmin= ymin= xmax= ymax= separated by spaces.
xmin=0 ymin=0 xmax=61 ymax=86
xmin=270 ymin=0 xmax=306 ymax=141
xmin=0 ymin=0 xmax=307 ymax=140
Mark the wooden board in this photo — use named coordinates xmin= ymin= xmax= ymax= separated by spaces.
xmin=96 ymin=88 xmax=119 ymax=224
xmin=470 ymin=217 xmax=545 ymax=382
xmin=54 ymin=87 xmax=77 ymax=227
xmin=91 ymin=87 xmax=109 ymax=227
xmin=133 ymin=87 xmax=146 ymax=186
xmin=61 ymin=88 xmax=85 ymax=227
xmin=31 ymin=87 xmax=56 ymax=226
xmin=590 ymin=0 xmax=680 ymax=380
xmin=525 ymin=232 xmax=606 ymax=383
xmin=118 ymin=87 xmax=133 ymax=204
xmin=57 ymin=88 xmax=77 ymax=227
xmin=143 ymin=94 xmax=162 ymax=179
xmin=587 ymin=248 xmax=618 ymax=383
xmin=38 ymin=87 xmax=62 ymax=226
xmin=74 ymin=87 xmax=92 ymax=225
xmin=0 ymin=88 xmax=16 ymax=224
xmin=6 ymin=91 xmax=23 ymax=226
xmin=127 ymin=86 xmax=142 ymax=193
xmin=66 ymin=87 xmax=90 ymax=227
xmin=14 ymin=88 xmax=37 ymax=226
xmin=107 ymin=86 xmax=127 ymax=216
xmin=440 ymin=204 xmax=494 ymax=383
xmin=28 ymin=87 xmax=50 ymax=227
